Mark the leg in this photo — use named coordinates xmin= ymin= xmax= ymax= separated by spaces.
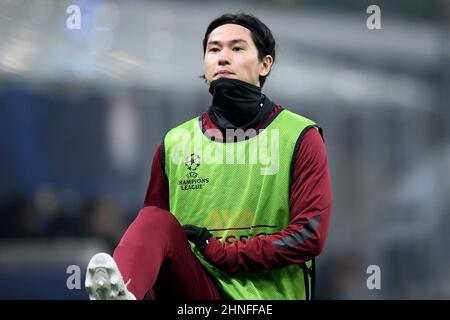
xmin=113 ymin=205 xmax=222 ymax=300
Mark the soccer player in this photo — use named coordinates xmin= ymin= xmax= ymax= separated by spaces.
xmin=85 ymin=13 xmax=332 ymax=300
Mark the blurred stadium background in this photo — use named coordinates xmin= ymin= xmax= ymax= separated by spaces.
xmin=0 ymin=0 xmax=449 ymax=299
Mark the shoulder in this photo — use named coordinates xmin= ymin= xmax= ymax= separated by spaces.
xmin=163 ymin=116 xmax=201 ymax=140
xmin=282 ymin=107 xmax=317 ymax=123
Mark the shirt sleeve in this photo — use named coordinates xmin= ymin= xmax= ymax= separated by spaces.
xmin=203 ymin=127 xmax=332 ymax=272
xmin=143 ymin=143 xmax=170 ymax=210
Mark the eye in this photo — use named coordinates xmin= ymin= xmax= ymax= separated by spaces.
xmin=208 ymin=47 xmax=220 ymax=53
xmin=233 ymin=47 xmax=243 ymax=51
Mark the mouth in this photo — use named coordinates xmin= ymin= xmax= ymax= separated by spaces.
xmin=214 ymin=70 xmax=234 ymax=77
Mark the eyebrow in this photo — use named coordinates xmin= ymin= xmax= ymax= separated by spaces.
xmin=207 ymin=39 xmax=248 ymax=47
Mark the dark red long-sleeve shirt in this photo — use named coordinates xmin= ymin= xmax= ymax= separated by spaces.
xmin=144 ymin=105 xmax=332 ymax=273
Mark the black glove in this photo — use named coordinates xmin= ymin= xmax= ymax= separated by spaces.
xmin=182 ymin=224 xmax=213 ymax=254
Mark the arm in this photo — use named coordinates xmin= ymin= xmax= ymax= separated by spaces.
xmin=203 ymin=127 xmax=332 ymax=272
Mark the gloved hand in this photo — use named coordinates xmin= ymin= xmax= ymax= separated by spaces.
xmin=182 ymin=224 xmax=213 ymax=254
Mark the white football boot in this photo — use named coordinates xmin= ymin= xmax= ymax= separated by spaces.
xmin=85 ymin=252 xmax=136 ymax=300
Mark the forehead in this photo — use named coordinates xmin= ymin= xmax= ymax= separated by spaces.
xmin=207 ymin=23 xmax=253 ymax=43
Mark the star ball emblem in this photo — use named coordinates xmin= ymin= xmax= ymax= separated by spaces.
xmin=185 ymin=153 xmax=201 ymax=171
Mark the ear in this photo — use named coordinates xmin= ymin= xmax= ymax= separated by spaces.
xmin=259 ymin=55 xmax=273 ymax=77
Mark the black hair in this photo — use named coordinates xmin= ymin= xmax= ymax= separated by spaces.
xmin=202 ymin=13 xmax=276 ymax=87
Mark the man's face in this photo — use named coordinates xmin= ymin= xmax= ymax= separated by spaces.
xmin=204 ymin=24 xmax=272 ymax=87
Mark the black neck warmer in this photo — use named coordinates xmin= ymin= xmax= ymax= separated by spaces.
xmin=207 ymin=78 xmax=274 ymax=131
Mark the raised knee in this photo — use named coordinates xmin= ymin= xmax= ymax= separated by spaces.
xmin=137 ymin=206 xmax=181 ymax=231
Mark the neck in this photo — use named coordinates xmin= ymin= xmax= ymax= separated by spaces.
xmin=208 ymin=78 xmax=273 ymax=131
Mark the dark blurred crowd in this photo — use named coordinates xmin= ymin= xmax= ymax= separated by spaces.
xmin=0 ymin=185 xmax=136 ymax=250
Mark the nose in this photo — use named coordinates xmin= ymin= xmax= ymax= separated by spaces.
xmin=218 ymin=48 xmax=231 ymax=66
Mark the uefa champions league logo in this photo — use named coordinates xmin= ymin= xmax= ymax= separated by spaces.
xmin=178 ymin=153 xmax=208 ymax=190
xmin=184 ymin=153 xmax=201 ymax=179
